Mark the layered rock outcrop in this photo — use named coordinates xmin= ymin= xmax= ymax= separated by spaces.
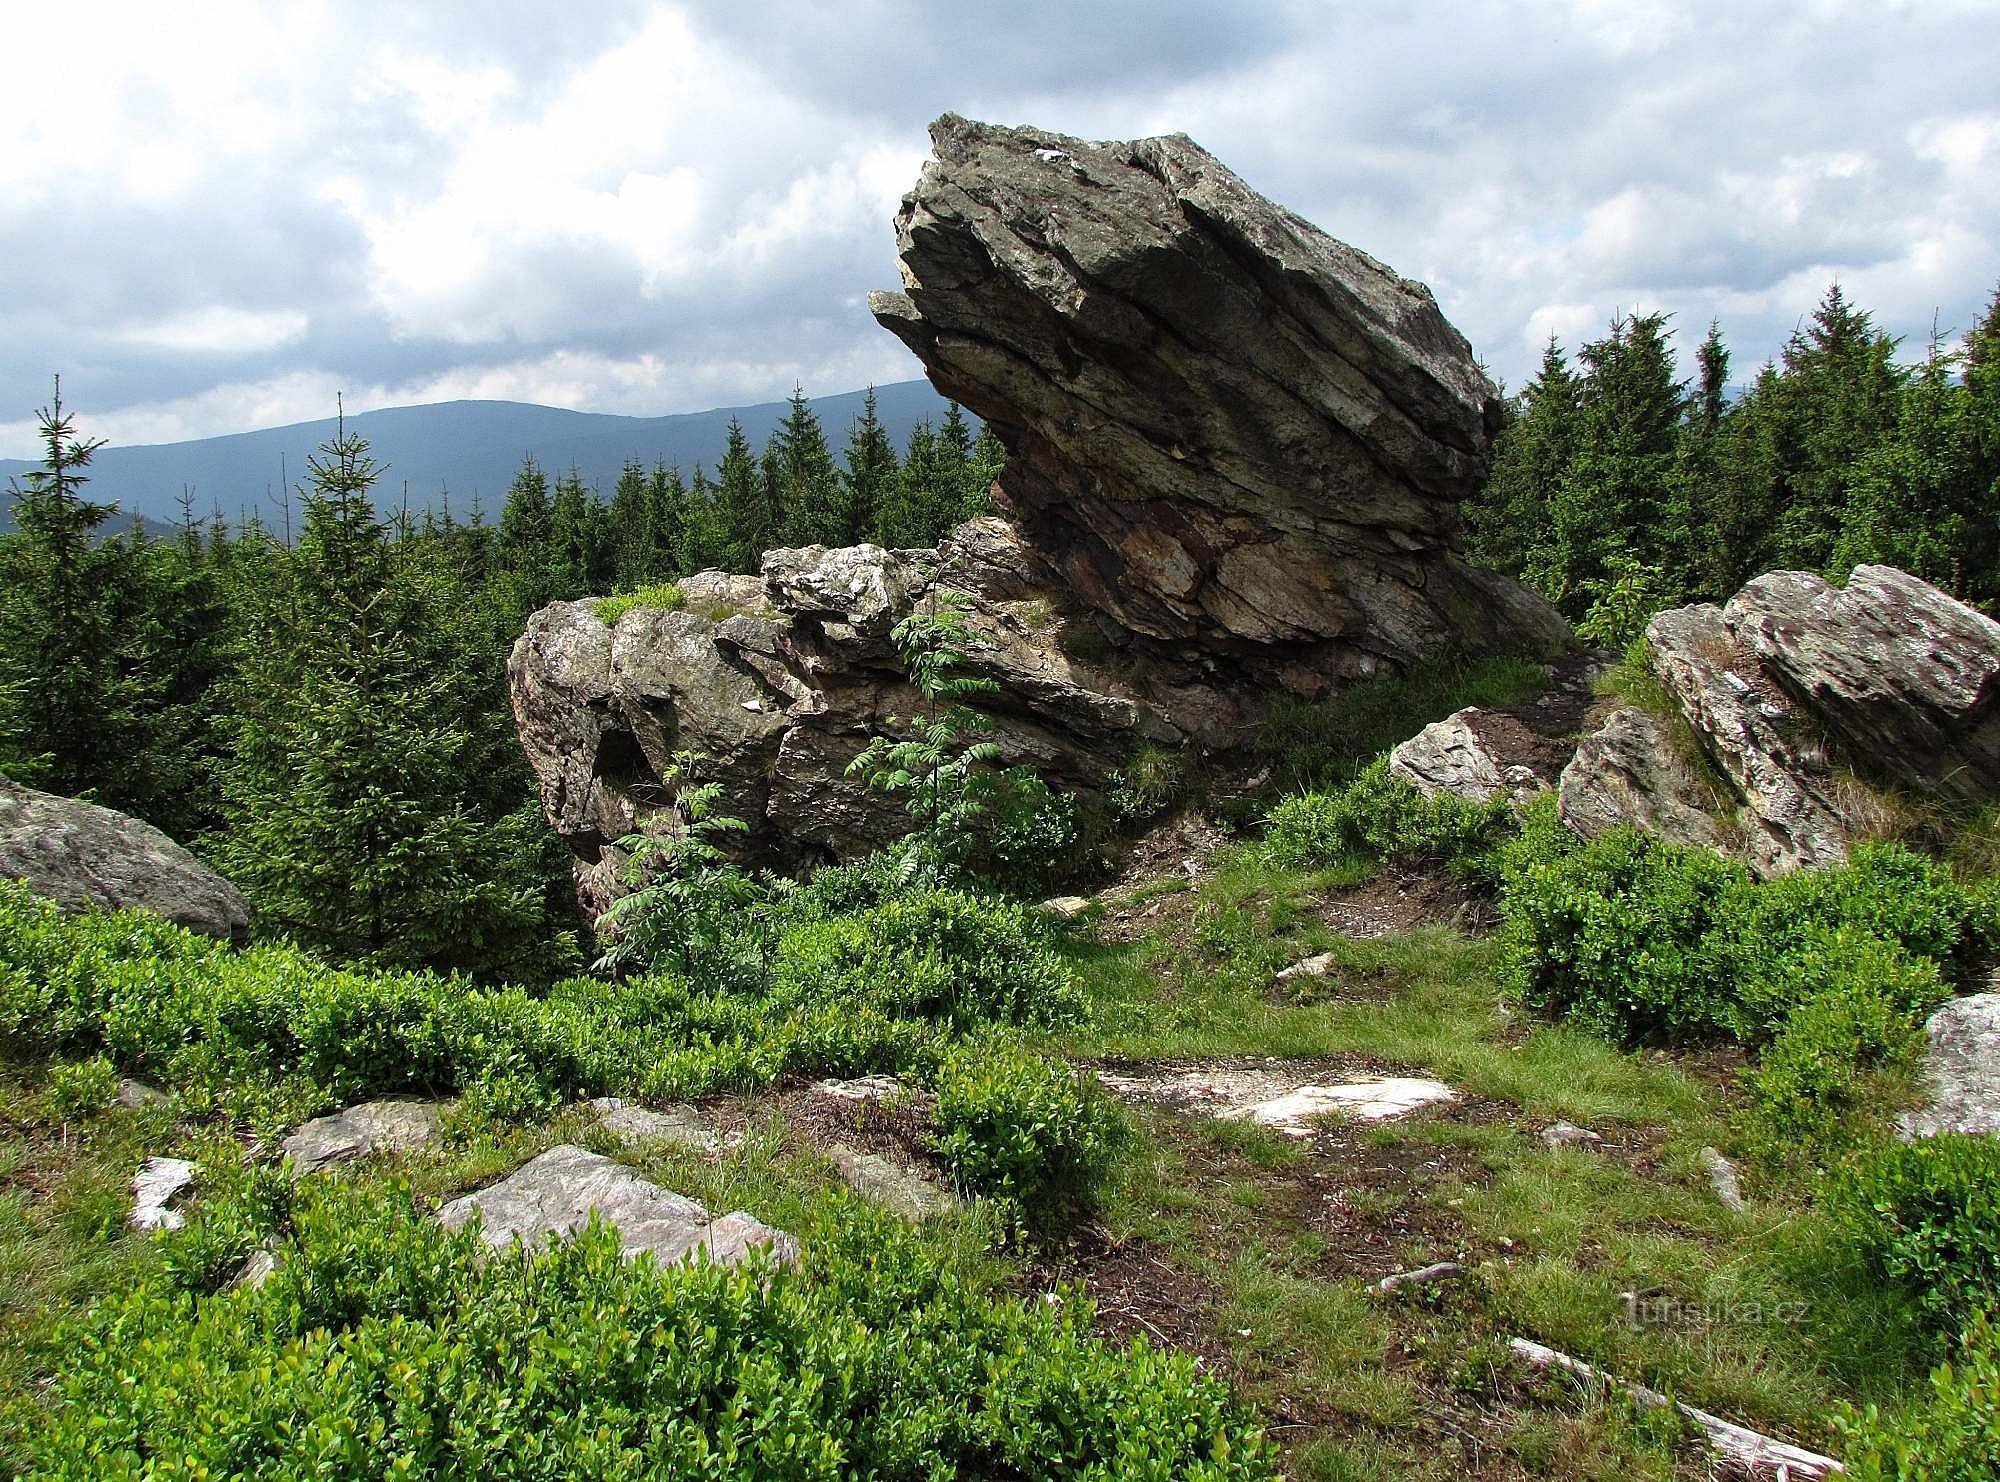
xmin=0 ymin=772 xmax=250 ymax=940
xmin=513 ymin=117 xmax=1570 ymax=901
xmin=871 ymin=115 xmax=1566 ymax=680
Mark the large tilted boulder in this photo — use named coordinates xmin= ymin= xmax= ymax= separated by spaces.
xmin=514 ymin=117 xmax=1571 ymax=901
xmin=0 ymin=772 xmax=249 ymax=940
xmin=1552 ymin=565 xmax=2000 ymax=876
xmin=870 ymin=115 xmax=1566 ymax=679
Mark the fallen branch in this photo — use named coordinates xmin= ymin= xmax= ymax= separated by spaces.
xmin=1507 ymin=1337 xmax=1841 ymax=1479
xmin=1370 ymin=1261 xmax=1465 ymax=1294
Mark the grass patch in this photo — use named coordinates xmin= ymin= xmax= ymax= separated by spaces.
xmin=593 ymin=581 xmax=685 ymax=624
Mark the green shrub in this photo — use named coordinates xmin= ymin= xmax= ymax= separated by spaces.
xmin=1840 ymin=1313 xmax=2000 ymax=1481
xmin=593 ymin=582 xmax=685 ymax=624
xmin=1498 ymin=824 xmax=1748 ymax=1043
xmin=981 ymin=768 xmax=1082 ymax=890
xmin=46 ymin=1055 xmax=118 ymax=1122
xmin=1264 ymin=758 xmax=1515 ymax=879
xmin=1744 ymin=930 xmax=1942 ymax=1151
xmin=772 ymin=889 xmax=1084 ymax=1032
xmin=932 ymin=1040 xmax=1124 ymax=1212
xmin=1844 ymin=1134 xmax=2000 ymax=1337
xmin=10 ymin=1177 xmax=1276 ymax=1479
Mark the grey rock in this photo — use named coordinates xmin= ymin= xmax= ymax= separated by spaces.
xmin=436 ymin=1144 xmax=797 ymax=1267
xmin=1540 ymin=1122 xmax=1604 ymax=1150
xmin=116 ymin=1078 xmax=170 ymax=1111
xmin=1557 ymin=708 xmax=1731 ymax=854
xmin=232 ymin=1248 xmax=279 ymax=1290
xmin=1390 ymin=708 xmax=1554 ymax=806
xmin=0 ymin=773 xmax=249 ymax=941
xmin=1275 ymin=951 xmax=1338 ymax=984
xmin=1646 ymin=603 xmax=1853 ymax=876
xmin=589 ymin=1097 xmax=740 ymax=1154
xmin=829 ymin=1144 xmax=955 ymax=1221
xmin=1700 ymin=1146 xmax=1747 ymax=1212
xmin=1899 ymin=992 xmax=2000 ymax=1139
xmin=131 ymin=1156 xmax=196 ymax=1232
xmin=510 ymin=117 xmax=1575 ymax=905
xmin=813 ymin=1075 xmax=909 ymax=1104
xmin=282 ymin=1100 xmax=444 ymax=1175
xmin=873 ymin=116 xmax=1568 ymax=666
xmin=1727 ymin=565 xmax=2000 ymax=805
xmin=1371 ymin=1261 xmax=1466 ymax=1294
xmin=1039 ymin=895 xmax=1091 ymax=920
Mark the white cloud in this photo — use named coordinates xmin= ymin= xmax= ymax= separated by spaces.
xmin=1 ymin=0 xmax=1997 ymax=456
xmin=108 ymin=307 xmax=309 ymax=356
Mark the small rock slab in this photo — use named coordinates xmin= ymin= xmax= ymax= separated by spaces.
xmin=813 ymin=1075 xmax=907 ymax=1103
xmin=1040 ymin=895 xmax=1092 ymax=920
xmin=1098 ymin=1065 xmax=1456 ymax=1137
xmin=116 ymin=1078 xmax=169 ymax=1111
xmin=436 ymin=1144 xmax=797 ymax=1268
xmin=1900 ymin=992 xmax=2000 ymax=1139
xmin=829 ymin=1144 xmax=954 ymax=1220
xmin=590 ymin=1097 xmax=740 ymax=1153
xmin=131 ymin=1156 xmax=196 ymax=1232
xmin=1540 ymin=1122 xmax=1603 ymax=1150
xmin=282 ymin=1099 xmax=444 ymax=1175
xmin=1275 ymin=952 xmax=1337 ymax=985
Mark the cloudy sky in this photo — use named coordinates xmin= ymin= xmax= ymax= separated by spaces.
xmin=3 ymin=0 xmax=1996 ymax=458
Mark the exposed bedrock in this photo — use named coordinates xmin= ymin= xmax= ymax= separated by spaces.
xmin=869 ymin=114 xmax=1567 ymax=681
xmin=513 ymin=116 xmax=1574 ymax=905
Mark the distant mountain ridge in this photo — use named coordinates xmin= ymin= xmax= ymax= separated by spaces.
xmin=0 ymin=381 xmax=955 ymax=531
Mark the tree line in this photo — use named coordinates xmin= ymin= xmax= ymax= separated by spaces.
xmin=0 ymin=381 xmax=1001 ymax=982
xmin=1464 ymin=281 xmax=2000 ymax=645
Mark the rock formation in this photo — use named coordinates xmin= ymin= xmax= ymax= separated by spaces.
xmin=513 ymin=117 xmax=1569 ymax=900
xmin=1 ymin=771 xmax=250 ymax=941
xmin=1397 ymin=564 xmax=2000 ymax=879
xmin=871 ymin=115 xmax=1566 ymax=678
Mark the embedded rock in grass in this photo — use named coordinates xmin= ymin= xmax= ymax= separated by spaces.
xmin=1040 ymin=894 xmax=1092 ymax=919
xmin=281 ymin=1100 xmax=444 ymax=1175
xmin=1389 ymin=707 xmax=1558 ymax=806
xmin=0 ymin=772 xmax=250 ymax=942
xmin=829 ymin=1144 xmax=955 ymax=1221
xmin=590 ymin=1097 xmax=741 ymax=1154
xmin=873 ymin=115 xmax=1567 ymax=668
xmin=1539 ymin=1122 xmax=1604 ymax=1150
xmin=1557 ymin=707 xmax=1731 ymax=854
xmin=436 ymin=1144 xmax=798 ymax=1267
xmin=131 ymin=1156 xmax=196 ymax=1232
xmin=1899 ymin=991 xmax=2000 ymax=1139
xmin=1098 ymin=1064 xmax=1456 ymax=1136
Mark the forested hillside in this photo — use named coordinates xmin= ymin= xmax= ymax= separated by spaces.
xmin=0 ymin=383 xmax=999 ymax=979
xmin=1467 ymin=283 xmax=2000 ymax=644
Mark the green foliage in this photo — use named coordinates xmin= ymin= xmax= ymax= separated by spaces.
xmin=1840 ymin=1314 xmax=2000 ymax=1482
xmin=981 ymin=767 xmax=1083 ymax=890
xmin=770 ymin=889 xmax=1084 ymax=1033
xmin=1844 ymin=1135 xmax=2000 ymax=1338
xmin=1500 ymin=830 xmax=1980 ymax=1050
xmin=849 ymin=591 xmax=1003 ymax=883
xmin=1109 ymin=743 xmax=1185 ymax=825
xmin=45 ymin=1056 xmax=118 ymax=1122
xmin=1264 ymin=758 xmax=1516 ymax=881
xmin=592 ymin=582 xmax=684 ymax=624
xmin=932 ymin=1039 xmax=1125 ymax=1212
xmin=1742 ymin=930 xmax=1942 ymax=1152
xmin=595 ymin=751 xmax=761 ymax=986
xmin=1572 ymin=553 xmax=1666 ymax=651
xmin=9 ymin=1174 xmax=1275 ymax=1480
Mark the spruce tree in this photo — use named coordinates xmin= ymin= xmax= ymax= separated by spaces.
xmin=962 ymin=421 xmax=1005 ymax=523
xmin=605 ymin=459 xmax=655 ymax=589
xmin=717 ymin=418 xmax=776 ymax=571
xmin=769 ymin=386 xmax=842 ymax=546
xmin=840 ymin=388 xmax=900 ymax=545
xmin=645 ymin=462 xmax=689 ymax=578
xmin=214 ymin=420 xmax=565 ymax=977
xmin=1465 ymin=337 xmax=1580 ymax=586
xmin=0 ymin=378 xmax=133 ymax=798
xmin=549 ymin=469 xmax=598 ymax=596
xmin=497 ymin=456 xmax=557 ymax=612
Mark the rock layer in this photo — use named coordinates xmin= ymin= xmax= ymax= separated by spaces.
xmin=514 ymin=118 xmax=1572 ymax=894
xmin=871 ymin=115 xmax=1566 ymax=677
xmin=0 ymin=772 xmax=250 ymax=941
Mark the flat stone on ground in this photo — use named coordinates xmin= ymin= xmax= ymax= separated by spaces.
xmin=436 ymin=1144 xmax=797 ymax=1268
xmin=813 ymin=1075 xmax=907 ymax=1103
xmin=1900 ymin=992 xmax=2000 ymax=1139
xmin=590 ymin=1097 xmax=740 ymax=1153
xmin=131 ymin=1156 xmax=196 ymax=1232
xmin=282 ymin=1099 xmax=445 ymax=1174
xmin=1097 ymin=1065 xmax=1456 ymax=1137
xmin=829 ymin=1144 xmax=955 ymax=1220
